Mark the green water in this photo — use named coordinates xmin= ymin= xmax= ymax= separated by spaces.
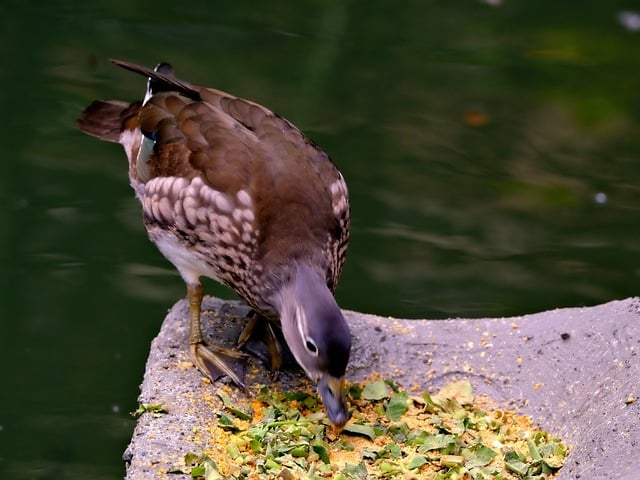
xmin=1 ymin=1 xmax=639 ymax=478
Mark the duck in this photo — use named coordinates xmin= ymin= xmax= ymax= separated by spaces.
xmin=77 ymin=59 xmax=352 ymax=427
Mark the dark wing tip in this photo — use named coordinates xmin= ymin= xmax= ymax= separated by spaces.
xmin=109 ymin=58 xmax=200 ymax=101
xmin=109 ymin=58 xmax=171 ymax=77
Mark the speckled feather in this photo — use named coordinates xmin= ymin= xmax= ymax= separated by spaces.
xmin=77 ymin=61 xmax=350 ymax=317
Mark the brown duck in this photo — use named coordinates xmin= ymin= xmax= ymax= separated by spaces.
xmin=77 ymin=60 xmax=351 ymax=426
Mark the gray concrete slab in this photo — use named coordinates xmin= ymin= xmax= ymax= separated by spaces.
xmin=124 ymin=297 xmax=640 ymax=480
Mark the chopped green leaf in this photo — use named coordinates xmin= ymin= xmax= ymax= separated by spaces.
xmin=184 ymin=453 xmax=222 ymax=480
xmin=226 ymin=443 xmax=240 ymax=459
xmin=384 ymin=379 xmax=401 ymax=393
xmin=378 ymin=442 xmax=402 ymax=459
xmin=131 ymin=403 xmax=167 ymax=417
xmin=532 ymin=431 xmax=567 ymax=470
xmin=378 ymin=460 xmax=401 ymax=475
xmin=249 ymin=438 xmax=262 ymax=454
xmin=217 ymin=390 xmax=252 ymax=420
xmin=504 ymin=451 xmax=529 ymax=476
xmin=343 ymin=422 xmax=378 ymax=440
xmin=385 ymin=391 xmax=409 ymax=422
xmin=462 ymin=443 xmax=497 ymax=468
xmin=407 ymin=455 xmax=428 ymax=470
xmin=341 ymin=461 xmax=368 ymax=478
xmin=420 ymin=391 xmax=442 ymax=413
xmin=419 ymin=433 xmax=456 ymax=452
xmin=362 ymin=380 xmax=390 ymax=401
xmin=190 ymin=464 xmax=205 ymax=478
xmin=348 ymin=383 xmax=364 ymax=400
xmin=290 ymin=445 xmax=309 ymax=457
xmin=528 ymin=438 xmax=543 ymax=462
xmin=312 ymin=443 xmax=330 ymax=464
xmin=433 ymin=380 xmax=474 ymax=405
xmin=217 ymin=413 xmax=241 ymax=432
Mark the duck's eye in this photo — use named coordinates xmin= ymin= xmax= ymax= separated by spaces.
xmin=305 ymin=339 xmax=318 ymax=355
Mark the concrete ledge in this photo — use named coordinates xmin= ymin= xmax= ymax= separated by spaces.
xmin=124 ymin=297 xmax=640 ymax=480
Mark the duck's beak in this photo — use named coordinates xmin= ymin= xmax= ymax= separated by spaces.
xmin=318 ymin=375 xmax=350 ymax=428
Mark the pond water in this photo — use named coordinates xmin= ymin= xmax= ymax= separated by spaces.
xmin=1 ymin=1 xmax=639 ymax=478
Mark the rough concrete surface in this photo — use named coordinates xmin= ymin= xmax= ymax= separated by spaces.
xmin=124 ymin=297 xmax=639 ymax=480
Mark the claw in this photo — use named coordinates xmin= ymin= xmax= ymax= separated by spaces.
xmin=237 ymin=311 xmax=259 ymax=348
xmin=190 ymin=342 xmax=248 ymax=392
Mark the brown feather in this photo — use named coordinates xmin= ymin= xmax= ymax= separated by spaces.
xmin=76 ymin=100 xmax=141 ymax=142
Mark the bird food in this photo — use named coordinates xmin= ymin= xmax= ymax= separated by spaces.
xmin=176 ymin=379 xmax=568 ymax=479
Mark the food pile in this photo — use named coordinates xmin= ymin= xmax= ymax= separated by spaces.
xmin=181 ymin=379 xmax=568 ymax=479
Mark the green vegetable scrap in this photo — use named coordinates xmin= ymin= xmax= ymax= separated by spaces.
xmin=217 ymin=390 xmax=252 ymax=420
xmin=185 ymin=452 xmax=223 ymax=480
xmin=193 ymin=379 xmax=568 ymax=479
xmin=131 ymin=403 xmax=167 ymax=417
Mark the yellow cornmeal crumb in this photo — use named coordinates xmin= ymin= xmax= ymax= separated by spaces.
xmin=175 ymin=361 xmax=194 ymax=370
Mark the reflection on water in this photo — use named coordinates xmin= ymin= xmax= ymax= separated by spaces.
xmin=2 ymin=1 xmax=640 ymax=478
xmin=3 ymin=409 xmax=132 ymax=480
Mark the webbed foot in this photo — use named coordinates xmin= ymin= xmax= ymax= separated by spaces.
xmin=189 ymin=341 xmax=248 ymax=391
